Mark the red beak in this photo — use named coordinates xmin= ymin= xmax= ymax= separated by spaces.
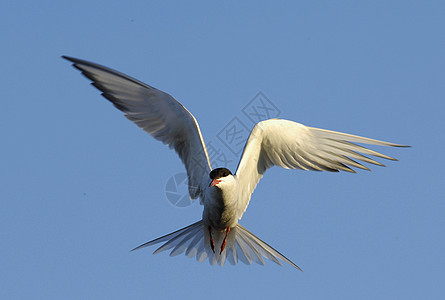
xmin=210 ymin=179 xmax=221 ymax=187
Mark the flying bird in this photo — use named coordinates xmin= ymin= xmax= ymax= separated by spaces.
xmin=63 ymin=56 xmax=408 ymax=270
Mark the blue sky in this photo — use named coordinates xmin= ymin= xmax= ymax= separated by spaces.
xmin=1 ymin=1 xmax=444 ymax=299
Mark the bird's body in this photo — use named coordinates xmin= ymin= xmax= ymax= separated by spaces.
xmin=63 ymin=56 xmax=409 ymax=270
xmin=204 ymin=168 xmax=238 ymax=230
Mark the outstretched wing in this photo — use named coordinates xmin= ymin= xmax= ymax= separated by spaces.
xmin=235 ymin=119 xmax=409 ymax=217
xmin=63 ymin=56 xmax=212 ymax=199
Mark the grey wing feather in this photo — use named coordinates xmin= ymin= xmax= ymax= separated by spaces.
xmin=235 ymin=119 xmax=409 ymax=217
xmin=63 ymin=56 xmax=212 ymax=199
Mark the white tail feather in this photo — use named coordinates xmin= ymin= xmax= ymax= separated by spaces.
xmin=131 ymin=221 xmax=302 ymax=270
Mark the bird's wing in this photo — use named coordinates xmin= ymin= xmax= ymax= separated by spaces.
xmin=63 ymin=56 xmax=212 ymax=199
xmin=235 ymin=118 xmax=408 ymax=217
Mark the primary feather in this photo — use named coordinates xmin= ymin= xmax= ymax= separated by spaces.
xmin=62 ymin=56 xmax=212 ymax=199
xmin=235 ymin=119 xmax=409 ymax=217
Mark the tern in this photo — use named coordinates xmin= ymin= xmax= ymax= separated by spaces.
xmin=63 ymin=56 xmax=408 ymax=270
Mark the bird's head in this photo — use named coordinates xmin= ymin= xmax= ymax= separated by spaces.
xmin=209 ymin=168 xmax=233 ymax=187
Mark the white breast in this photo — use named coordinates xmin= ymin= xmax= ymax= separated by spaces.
xmin=202 ymin=175 xmax=239 ymax=230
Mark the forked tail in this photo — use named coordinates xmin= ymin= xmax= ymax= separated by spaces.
xmin=131 ymin=221 xmax=302 ymax=270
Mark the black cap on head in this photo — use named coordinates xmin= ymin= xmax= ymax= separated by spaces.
xmin=209 ymin=168 xmax=232 ymax=179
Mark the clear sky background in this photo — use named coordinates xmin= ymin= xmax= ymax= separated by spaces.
xmin=1 ymin=1 xmax=444 ymax=299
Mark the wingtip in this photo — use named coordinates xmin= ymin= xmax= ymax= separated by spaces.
xmin=130 ymin=243 xmax=149 ymax=252
xmin=61 ymin=55 xmax=74 ymax=62
xmin=286 ymin=260 xmax=304 ymax=272
xmin=294 ymin=264 xmax=304 ymax=272
xmin=61 ymin=55 xmax=89 ymax=66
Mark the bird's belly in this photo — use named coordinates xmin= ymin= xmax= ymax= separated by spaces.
xmin=203 ymin=191 xmax=239 ymax=230
xmin=204 ymin=205 xmax=238 ymax=230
